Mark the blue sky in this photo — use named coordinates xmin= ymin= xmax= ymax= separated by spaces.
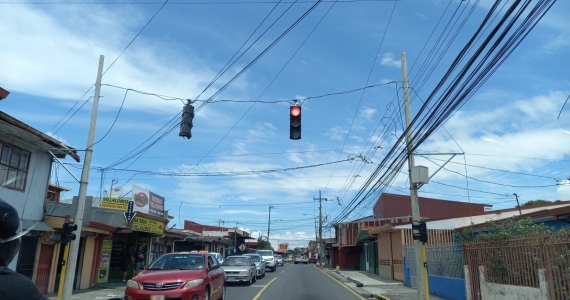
xmin=1 ymin=0 xmax=569 ymax=248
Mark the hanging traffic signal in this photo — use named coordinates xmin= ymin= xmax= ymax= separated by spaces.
xmin=61 ymin=222 xmax=78 ymax=245
xmin=412 ymin=220 xmax=428 ymax=244
xmin=180 ymin=103 xmax=195 ymax=139
xmin=289 ymin=105 xmax=301 ymax=140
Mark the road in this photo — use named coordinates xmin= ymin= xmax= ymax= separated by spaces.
xmin=226 ymin=263 xmax=366 ymax=300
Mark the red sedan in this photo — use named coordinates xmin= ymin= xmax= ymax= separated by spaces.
xmin=124 ymin=252 xmax=226 ymax=300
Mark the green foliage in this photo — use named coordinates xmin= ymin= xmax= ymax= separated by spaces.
xmin=521 ymin=199 xmax=552 ymax=206
xmin=455 ymin=218 xmax=556 ymax=243
xmin=257 ymin=237 xmax=274 ymax=251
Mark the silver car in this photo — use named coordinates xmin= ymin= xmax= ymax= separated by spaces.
xmin=221 ymin=255 xmax=257 ymax=285
xmin=243 ymin=253 xmax=266 ymax=279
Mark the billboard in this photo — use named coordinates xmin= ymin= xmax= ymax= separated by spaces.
xmin=131 ymin=185 xmax=165 ymax=217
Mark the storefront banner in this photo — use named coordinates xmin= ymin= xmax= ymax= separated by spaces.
xmin=101 ymin=196 xmax=130 ymax=211
xmin=98 ymin=238 xmax=112 ymax=282
xmin=149 ymin=192 xmax=165 ymax=217
xmin=132 ymin=216 xmax=165 ymax=234
xmin=132 ymin=185 xmax=149 ymax=214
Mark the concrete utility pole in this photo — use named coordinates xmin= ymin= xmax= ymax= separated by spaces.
xmin=314 ymin=191 xmax=329 ymax=268
xmin=62 ymin=55 xmax=104 ymax=300
xmin=234 ymin=222 xmax=238 ymax=254
xmin=402 ymin=52 xmax=428 ymax=300
xmin=267 ymin=205 xmax=274 ymax=247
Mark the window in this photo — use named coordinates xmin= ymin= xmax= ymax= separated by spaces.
xmin=0 ymin=141 xmax=30 ymax=191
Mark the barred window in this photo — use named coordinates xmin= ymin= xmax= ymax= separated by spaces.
xmin=0 ymin=141 xmax=30 ymax=191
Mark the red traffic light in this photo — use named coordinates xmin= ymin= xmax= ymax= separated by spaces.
xmin=290 ymin=106 xmax=301 ymax=117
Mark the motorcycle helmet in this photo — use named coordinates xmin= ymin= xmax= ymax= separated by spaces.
xmin=0 ymin=197 xmax=21 ymax=267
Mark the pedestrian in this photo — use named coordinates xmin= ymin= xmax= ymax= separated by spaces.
xmin=0 ymin=198 xmax=48 ymax=299
xmin=120 ymin=245 xmax=134 ymax=283
xmin=134 ymin=245 xmax=145 ymax=276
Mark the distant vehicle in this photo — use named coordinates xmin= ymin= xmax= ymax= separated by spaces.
xmin=210 ymin=252 xmax=224 ymax=265
xmin=293 ymin=247 xmax=309 ymax=264
xmin=257 ymin=250 xmax=277 ymax=272
xmin=243 ymin=253 xmax=266 ymax=278
xmin=275 ymin=255 xmax=284 ymax=266
xmin=124 ymin=252 xmax=226 ymax=300
xmin=308 ymin=251 xmax=318 ymax=264
xmin=221 ymin=255 xmax=257 ymax=285
xmin=283 ymin=255 xmax=293 ymax=264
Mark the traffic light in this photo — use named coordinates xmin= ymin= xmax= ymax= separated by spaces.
xmin=412 ymin=220 xmax=428 ymax=244
xmin=179 ymin=103 xmax=195 ymax=139
xmin=289 ymin=105 xmax=301 ymax=140
xmin=61 ymin=222 xmax=77 ymax=245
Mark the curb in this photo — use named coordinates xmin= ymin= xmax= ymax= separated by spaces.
xmin=374 ymin=294 xmax=391 ymax=300
xmin=347 ymin=277 xmax=364 ymax=287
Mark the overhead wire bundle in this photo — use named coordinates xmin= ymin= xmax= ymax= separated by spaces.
xmin=328 ymin=0 xmax=557 ymax=225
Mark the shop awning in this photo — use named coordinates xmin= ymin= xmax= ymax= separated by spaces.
xmin=21 ymin=219 xmax=54 ymax=232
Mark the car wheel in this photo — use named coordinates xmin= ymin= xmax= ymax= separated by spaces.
xmin=253 ymin=275 xmax=257 ymax=283
xmin=272 ymin=266 xmax=276 ymax=272
xmin=247 ymin=275 xmax=253 ymax=286
xmin=218 ymin=283 xmax=226 ymax=300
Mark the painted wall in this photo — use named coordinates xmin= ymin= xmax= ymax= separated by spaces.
xmin=478 ymin=266 xmax=549 ymax=300
xmin=80 ymin=236 xmax=96 ymax=289
xmin=429 ymin=275 xmax=466 ymax=300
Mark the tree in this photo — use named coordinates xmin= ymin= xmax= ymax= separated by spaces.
xmin=257 ymin=237 xmax=274 ymax=250
xmin=521 ymin=199 xmax=551 ymax=206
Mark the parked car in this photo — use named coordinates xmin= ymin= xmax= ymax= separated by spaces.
xmin=275 ymin=255 xmax=284 ymax=266
xmin=221 ymin=255 xmax=257 ymax=285
xmin=257 ymin=250 xmax=276 ymax=272
xmin=209 ymin=252 xmax=224 ymax=265
xmin=124 ymin=252 xmax=226 ymax=300
xmin=243 ymin=253 xmax=266 ymax=278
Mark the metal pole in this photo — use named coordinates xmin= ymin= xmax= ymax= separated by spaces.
xmin=513 ymin=193 xmax=522 ymax=215
xmin=62 ymin=55 xmax=104 ymax=300
xmin=234 ymin=222 xmax=237 ymax=254
xmin=402 ymin=51 xmax=428 ymax=300
xmin=267 ymin=206 xmax=273 ymax=248
xmin=319 ymin=190 xmax=323 ymax=268
xmin=57 ymin=243 xmax=70 ymax=300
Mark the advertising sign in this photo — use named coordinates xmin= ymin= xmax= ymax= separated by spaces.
xmin=101 ymin=196 xmax=130 ymax=211
xmin=132 ymin=185 xmax=149 ymax=214
xmin=149 ymin=191 xmax=165 ymax=217
xmin=98 ymin=238 xmax=112 ymax=282
xmin=132 ymin=216 xmax=165 ymax=234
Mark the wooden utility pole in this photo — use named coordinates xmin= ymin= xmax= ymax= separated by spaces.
xmin=314 ymin=191 xmax=329 ymax=268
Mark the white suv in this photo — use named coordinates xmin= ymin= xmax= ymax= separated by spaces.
xmin=209 ymin=252 xmax=224 ymax=264
xmin=257 ymin=250 xmax=276 ymax=272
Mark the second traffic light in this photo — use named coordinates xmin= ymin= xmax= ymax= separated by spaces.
xmin=289 ymin=105 xmax=301 ymax=140
xmin=61 ymin=222 xmax=78 ymax=245
xmin=412 ymin=220 xmax=428 ymax=244
xmin=179 ymin=103 xmax=195 ymax=139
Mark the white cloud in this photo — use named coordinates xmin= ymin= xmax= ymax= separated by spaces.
xmin=380 ymin=53 xmax=401 ymax=68
xmin=325 ymin=126 xmax=348 ymax=141
xmin=360 ymin=106 xmax=377 ymax=121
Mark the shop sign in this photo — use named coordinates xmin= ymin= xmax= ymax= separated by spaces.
xmin=98 ymin=238 xmax=112 ymax=282
xmin=101 ymin=196 xmax=130 ymax=211
xmin=132 ymin=216 xmax=164 ymax=234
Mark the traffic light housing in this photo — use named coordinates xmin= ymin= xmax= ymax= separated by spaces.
xmin=412 ymin=220 xmax=428 ymax=244
xmin=289 ymin=105 xmax=301 ymax=140
xmin=61 ymin=222 xmax=77 ymax=245
xmin=179 ymin=103 xmax=195 ymax=139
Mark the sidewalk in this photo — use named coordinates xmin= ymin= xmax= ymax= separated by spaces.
xmin=45 ymin=280 xmax=126 ymax=300
xmin=329 ymin=268 xmax=448 ymax=300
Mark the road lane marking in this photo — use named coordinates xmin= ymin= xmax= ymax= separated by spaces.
xmin=316 ymin=267 xmax=366 ymax=300
xmin=252 ymin=277 xmax=277 ymax=300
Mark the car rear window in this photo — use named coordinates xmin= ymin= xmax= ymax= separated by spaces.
xmin=258 ymin=250 xmax=273 ymax=257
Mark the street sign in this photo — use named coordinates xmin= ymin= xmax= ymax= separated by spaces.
xmin=239 ymin=244 xmax=246 ymax=251
xmin=124 ymin=200 xmax=137 ymax=224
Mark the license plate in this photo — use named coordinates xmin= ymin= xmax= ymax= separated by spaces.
xmin=227 ymin=278 xmax=235 ymax=282
xmin=150 ymin=295 xmax=165 ymax=300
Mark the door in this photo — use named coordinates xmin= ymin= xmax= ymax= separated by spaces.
xmin=36 ymin=244 xmax=55 ymax=294
xmin=208 ymin=254 xmax=223 ymax=298
xmin=16 ymin=236 xmax=39 ymax=279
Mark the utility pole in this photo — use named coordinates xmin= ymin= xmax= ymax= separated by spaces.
xmin=314 ymin=191 xmax=329 ymax=268
xmin=234 ymin=222 xmax=238 ymax=254
xmin=62 ymin=55 xmax=104 ymax=300
xmin=267 ymin=205 xmax=274 ymax=247
xmin=402 ymin=52 xmax=429 ymax=300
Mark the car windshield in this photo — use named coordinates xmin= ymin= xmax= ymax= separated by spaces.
xmin=222 ymin=257 xmax=251 ymax=266
xmin=147 ymin=254 xmax=204 ymax=270
xmin=245 ymin=255 xmax=261 ymax=262
xmin=258 ymin=250 xmax=273 ymax=257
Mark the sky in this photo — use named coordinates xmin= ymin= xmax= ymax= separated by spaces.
xmin=1 ymin=0 xmax=569 ymax=249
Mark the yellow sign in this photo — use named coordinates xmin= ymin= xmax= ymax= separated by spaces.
xmin=101 ymin=197 xmax=130 ymax=211
xmin=132 ymin=216 xmax=164 ymax=234
xmin=98 ymin=238 xmax=112 ymax=283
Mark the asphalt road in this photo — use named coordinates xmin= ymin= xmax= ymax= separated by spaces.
xmin=226 ymin=263 xmax=366 ymax=300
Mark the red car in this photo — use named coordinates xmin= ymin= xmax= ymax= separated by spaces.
xmin=124 ymin=252 xmax=226 ymax=300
